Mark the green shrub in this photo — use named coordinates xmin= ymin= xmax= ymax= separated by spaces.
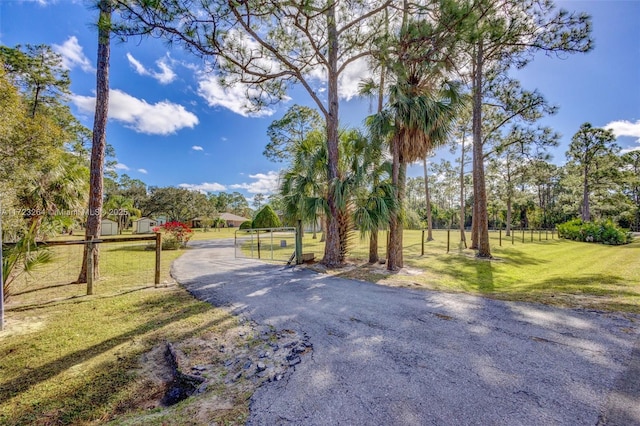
xmin=253 ymin=205 xmax=282 ymax=229
xmin=557 ymin=219 xmax=632 ymax=245
xmin=239 ymin=221 xmax=253 ymax=230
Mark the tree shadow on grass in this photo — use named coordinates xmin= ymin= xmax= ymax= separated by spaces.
xmin=436 ymin=256 xmax=497 ymax=293
xmin=0 ymin=298 xmax=228 ymax=415
xmin=518 ymin=274 xmax=639 ymax=297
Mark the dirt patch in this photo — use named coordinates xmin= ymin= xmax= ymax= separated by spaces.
xmin=127 ymin=318 xmax=313 ymax=424
xmin=0 ymin=315 xmax=48 ymax=340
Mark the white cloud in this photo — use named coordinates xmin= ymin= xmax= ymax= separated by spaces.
xmin=114 ymin=163 xmax=129 ymax=171
xmin=605 ymin=119 xmax=640 ymax=142
xmin=126 ymin=53 xmax=147 ymax=75
xmin=53 ymin=36 xmax=94 ymax=73
xmin=337 ymin=57 xmax=370 ymax=101
xmin=138 ymin=168 xmax=148 ymax=174
xmin=621 ymin=146 xmax=640 ymax=154
xmin=72 ymin=89 xmax=199 ymax=135
xmin=178 ymin=182 xmax=227 ymax=193
xmin=197 ymin=74 xmax=280 ymax=118
xmin=126 ymin=53 xmax=176 ymax=85
xmin=230 ymin=171 xmax=280 ymax=194
xmin=192 ymin=145 xmax=204 ymax=151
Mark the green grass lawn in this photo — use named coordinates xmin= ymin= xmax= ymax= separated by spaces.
xmin=292 ymin=229 xmax=640 ymax=313
xmin=2 ymin=227 xmax=638 ymax=425
xmin=0 ymin=242 xmax=248 ymax=425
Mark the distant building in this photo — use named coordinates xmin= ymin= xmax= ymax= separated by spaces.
xmin=220 ymin=212 xmax=250 ymax=227
xmin=133 ymin=217 xmax=158 ymax=234
xmin=100 ymin=218 xmax=119 ymax=236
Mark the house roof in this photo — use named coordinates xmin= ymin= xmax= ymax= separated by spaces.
xmin=133 ymin=217 xmax=156 ymax=222
xmin=220 ymin=212 xmax=249 ymax=222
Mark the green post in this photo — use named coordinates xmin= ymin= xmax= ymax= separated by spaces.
xmin=295 ymin=220 xmax=303 ymax=265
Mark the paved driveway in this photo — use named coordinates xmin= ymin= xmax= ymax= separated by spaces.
xmin=173 ymin=239 xmax=640 ymax=425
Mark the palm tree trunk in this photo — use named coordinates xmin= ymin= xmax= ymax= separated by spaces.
xmin=387 ymin=137 xmax=403 ymax=270
xmin=78 ymin=0 xmax=111 ymax=283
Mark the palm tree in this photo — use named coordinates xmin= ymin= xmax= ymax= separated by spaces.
xmin=104 ymin=195 xmax=140 ymax=233
xmin=18 ymin=154 xmax=89 ymax=237
xmin=368 ymin=79 xmax=462 ymax=270
xmin=280 ymin=128 xmax=395 ymax=264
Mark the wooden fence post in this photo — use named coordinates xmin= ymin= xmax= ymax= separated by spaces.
xmin=257 ymin=231 xmax=261 ymax=259
xmin=499 ymin=229 xmax=502 ymax=247
xmin=87 ymin=237 xmax=94 ymax=296
xmin=295 ymin=220 xmax=303 ymax=265
xmin=447 ymin=229 xmax=450 ymax=253
xmin=155 ymin=232 xmax=161 ymax=286
xmin=421 ymin=230 xmax=425 ymax=256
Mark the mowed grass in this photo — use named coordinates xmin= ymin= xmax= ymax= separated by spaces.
xmin=0 ymin=242 xmax=245 ymax=425
xmin=289 ymin=229 xmax=640 ymax=313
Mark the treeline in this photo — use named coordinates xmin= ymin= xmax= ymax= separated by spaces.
xmin=404 ymin=128 xmax=640 ymax=233
xmin=104 ymin=174 xmax=257 ymax=232
xmin=0 ymin=44 xmax=257 ymax=239
xmin=0 ymin=45 xmax=92 ymax=241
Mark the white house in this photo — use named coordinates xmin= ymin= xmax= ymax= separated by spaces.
xmin=133 ymin=217 xmax=158 ymax=234
xmin=100 ymin=218 xmax=119 ymax=236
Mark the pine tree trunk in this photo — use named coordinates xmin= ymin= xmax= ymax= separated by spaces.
xmin=321 ymin=1 xmax=341 ymax=267
xmin=368 ymin=62 xmax=385 ymax=264
xmin=423 ymin=158 xmax=433 ymax=241
xmin=471 ymin=39 xmax=491 ymax=258
xmin=582 ymin=165 xmax=590 ymax=221
xmin=459 ymin=136 xmax=467 ymax=247
xmin=78 ymin=0 xmax=111 ymax=283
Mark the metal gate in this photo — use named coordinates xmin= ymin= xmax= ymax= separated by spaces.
xmin=234 ymin=227 xmax=299 ymax=263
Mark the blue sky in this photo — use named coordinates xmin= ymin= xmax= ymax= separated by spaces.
xmin=1 ymin=0 xmax=639 ymax=202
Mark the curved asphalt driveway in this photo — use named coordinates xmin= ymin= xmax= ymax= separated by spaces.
xmin=173 ymin=239 xmax=640 ymax=425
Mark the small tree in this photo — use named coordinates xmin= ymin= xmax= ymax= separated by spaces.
xmin=253 ymin=205 xmax=282 ymax=229
xmin=566 ymin=123 xmax=619 ymax=222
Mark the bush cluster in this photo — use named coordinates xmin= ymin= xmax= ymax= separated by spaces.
xmin=556 ymin=219 xmax=633 ymax=245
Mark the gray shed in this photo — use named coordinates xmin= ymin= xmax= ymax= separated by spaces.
xmin=133 ymin=217 xmax=158 ymax=234
xmin=100 ymin=218 xmax=119 ymax=236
